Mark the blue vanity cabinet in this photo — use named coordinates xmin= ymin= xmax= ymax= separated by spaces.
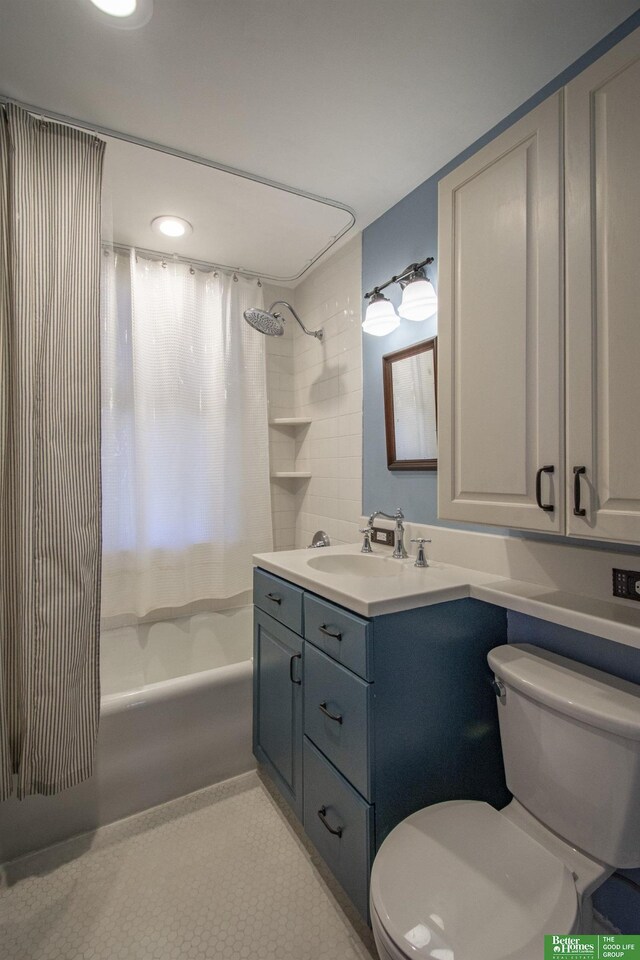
xmin=253 ymin=607 xmax=304 ymax=820
xmin=253 ymin=568 xmax=510 ymax=921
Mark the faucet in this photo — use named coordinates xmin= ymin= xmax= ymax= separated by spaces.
xmin=367 ymin=508 xmax=408 ymax=559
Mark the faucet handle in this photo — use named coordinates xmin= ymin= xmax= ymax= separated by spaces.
xmin=359 ymin=528 xmax=373 ymax=554
xmin=410 ymin=538 xmax=431 ymax=568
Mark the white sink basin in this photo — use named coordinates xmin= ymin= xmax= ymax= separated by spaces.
xmin=306 ymin=553 xmax=405 ymax=578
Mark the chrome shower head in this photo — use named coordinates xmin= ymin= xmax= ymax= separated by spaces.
xmin=243 ymin=307 xmax=285 ymax=337
xmin=243 ymin=300 xmax=323 ymax=341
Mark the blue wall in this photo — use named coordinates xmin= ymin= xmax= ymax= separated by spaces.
xmin=507 ymin=614 xmax=640 ymax=933
xmin=362 ymin=8 xmax=640 ymax=529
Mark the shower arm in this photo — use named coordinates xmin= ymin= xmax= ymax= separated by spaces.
xmin=268 ymin=301 xmax=324 ymax=340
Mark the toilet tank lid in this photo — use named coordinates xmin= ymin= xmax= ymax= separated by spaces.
xmin=488 ymin=644 xmax=640 ymax=741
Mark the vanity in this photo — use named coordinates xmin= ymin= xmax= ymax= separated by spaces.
xmin=252 ymin=546 xmax=511 ymax=920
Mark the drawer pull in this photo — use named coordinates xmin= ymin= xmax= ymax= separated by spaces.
xmin=265 ymin=592 xmax=282 ymax=605
xmin=573 ymin=466 xmax=586 ymax=517
xmin=289 ymin=653 xmax=302 ymax=685
xmin=318 ymin=624 xmax=342 ymax=641
xmin=317 ymin=806 xmax=343 ymax=838
xmin=319 ymin=701 xmax=343 ymax=724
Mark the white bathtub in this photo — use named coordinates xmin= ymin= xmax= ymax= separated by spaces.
xmin=0 ymin=607 xmax=254 ymax=864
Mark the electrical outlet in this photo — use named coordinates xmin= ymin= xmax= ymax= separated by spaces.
xmin=612 ymin=568 xmax=640 ymax=602
xmin=371 ymin=526 xmax=394 ymax=546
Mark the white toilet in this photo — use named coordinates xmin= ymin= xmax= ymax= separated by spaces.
xmin=370 ymin=643 xmax=640 ymax=960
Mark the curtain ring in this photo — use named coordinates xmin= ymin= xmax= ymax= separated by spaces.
xmin=233 ymin=272 xmax=239 ymax=283
xmin=189 ymin=266 xmax=195 ymax=275
xmin=161 ymin=259 xmax=167 ymax=269
xmin=257 ymin=278 xmax=262 ymax=287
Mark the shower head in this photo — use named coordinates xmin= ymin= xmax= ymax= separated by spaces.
xmin=243 ymin=300 xmax=323 ymax=341
xmin=243 ymin=307 xmax=285 ymax=337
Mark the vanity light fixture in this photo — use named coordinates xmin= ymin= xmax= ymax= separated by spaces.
xmin=398 ymin=268 xmax=437 ymax=322
xmin=151 ymin=216 xmax=193 ymax=239
xmin=362 ymin=291 xmax=400 ymax=337
xmin=363 ymin=256 xmax=436 ymax=336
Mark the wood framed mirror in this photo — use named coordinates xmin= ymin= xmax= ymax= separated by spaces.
xmin=383 ymin=337 xmax=438 ymax=470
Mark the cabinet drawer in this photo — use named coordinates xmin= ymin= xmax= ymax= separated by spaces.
xmin=303 ymin=737 xmax=373 ymax=921
xmin=304 ymin=642 xmax=372 ymax=801
xmin=254 ymin=568 xmax=303 ymax=636
xmin=304 ymin=593 xmax=371 ymax=680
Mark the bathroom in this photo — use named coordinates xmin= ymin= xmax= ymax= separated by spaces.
xmin=1 ymin=1 xmax=640 ymax=957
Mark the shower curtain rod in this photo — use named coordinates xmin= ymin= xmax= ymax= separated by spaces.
xmin=104 ymin=242 xmax=267 ymax=284
xmin=0 ymin=95 xmax=357 ymax=284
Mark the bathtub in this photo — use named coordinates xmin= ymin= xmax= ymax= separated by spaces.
xmin=0 ymin=607 xmax=254 ymax=865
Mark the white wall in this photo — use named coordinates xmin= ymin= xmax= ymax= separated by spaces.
xmin=263 ymin=236 xmax=363 ymax=550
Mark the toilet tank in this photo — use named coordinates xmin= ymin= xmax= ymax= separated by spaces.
xmin=488 ymin=644 xmax=640 ymax=868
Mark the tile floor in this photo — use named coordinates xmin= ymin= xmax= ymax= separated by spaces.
xmin=0 ymin=771 xmax=376 ymax=960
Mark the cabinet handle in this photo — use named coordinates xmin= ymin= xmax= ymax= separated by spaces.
xmin=289 ymin=653 xmax=302 ymax=685
xmin=535 ymin=465 xmax=555 ymax=512
xmin=573 ymin=466 xmax=587 ymax=517
xmin=319 ymin=701 xmax=343 ymax=724
xmin=317 ymin=806 xmax=343 ymax=838
xmin=265 ymin=592 xmax=282 ymax=605
xmin=318 ymin=624 xmax=342 ymax=641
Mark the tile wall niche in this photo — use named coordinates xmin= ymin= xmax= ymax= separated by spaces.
xmin=263 ymin=235 xmax=363 ymax=551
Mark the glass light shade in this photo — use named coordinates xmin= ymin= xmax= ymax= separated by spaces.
xmin=90 ymin=0 xmax=137 ymax=16
xmin=362 ymin=295 xmax=400 ymax=337
xmin=398 ymin=277 xmax=437 ymax=321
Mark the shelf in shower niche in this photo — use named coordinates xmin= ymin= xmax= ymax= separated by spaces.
xmin=270 ymin=471 xmax=312 ymax=479
xmin=269 ymin=418 xmax=312 ymax=427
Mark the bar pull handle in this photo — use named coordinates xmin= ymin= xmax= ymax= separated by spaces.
xmin=265 ymin=592 xmax=282 ymax=605
xmin=317 ymin=806 xmax=343 ymax=838
xmin=318 ymin=624 xmax=342 ymax=641
xmin=289 ymin=653 xmax=302 ymax=685
xmin=535 ymin=465 xmax=555 ymax=512
xmin=573 ymin=466 xmax=586 ymax=517
xmin=319 ymin=701 xmax=343 ymax=724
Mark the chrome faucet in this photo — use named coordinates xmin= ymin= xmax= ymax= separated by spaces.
xmin=367 ymin=508 xmax=408 ymax=559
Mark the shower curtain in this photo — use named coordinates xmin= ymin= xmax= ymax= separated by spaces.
xmin=100 ymin=251 xmax=273 ymax=621
xmin=0 ymin=105 xmax=105 ymax=800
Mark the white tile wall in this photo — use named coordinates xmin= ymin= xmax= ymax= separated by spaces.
xmin=263 ymin=237 xmax=363 ymax=551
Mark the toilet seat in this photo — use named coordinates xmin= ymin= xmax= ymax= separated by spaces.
xmin=370 ymin=800 xmax=579 ymax=960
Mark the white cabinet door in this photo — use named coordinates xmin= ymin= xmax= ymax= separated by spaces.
xmin=565 ymin=29 xmax=640 ymax=542
xmin=438 ymin=93 xmax=563 ymax=532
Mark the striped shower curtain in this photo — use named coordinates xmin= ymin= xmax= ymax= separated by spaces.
xmin=0 ymin=105 xmax=105 ymax=800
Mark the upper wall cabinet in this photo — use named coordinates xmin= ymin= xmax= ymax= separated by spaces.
xmin=438 ymin=27 xmax=640 ymax=543
xmin=565 ymin=31 xmax=640 ymax=543
xmin=438 ymin=93 xmax=563 ymax=532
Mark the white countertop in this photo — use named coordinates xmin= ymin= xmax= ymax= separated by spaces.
xmin=252 ymin=543 xmax=640 ymax=652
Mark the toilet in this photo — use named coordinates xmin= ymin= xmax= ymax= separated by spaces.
xmin=370 ymin=643 xmax=640 ymax=960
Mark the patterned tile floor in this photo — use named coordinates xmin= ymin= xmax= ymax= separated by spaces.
xmin=0 ymin=771 xmax=376 ymax=960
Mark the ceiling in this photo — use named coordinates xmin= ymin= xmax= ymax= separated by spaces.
xmin=1 ymin=0 xmax=637 ymax=281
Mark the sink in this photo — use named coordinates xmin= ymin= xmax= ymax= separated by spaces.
xmin=306 ymin=553 xmax=405 ymax=578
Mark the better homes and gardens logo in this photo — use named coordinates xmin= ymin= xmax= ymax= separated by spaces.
xmin=545 ymin=937 xmax=640 ymax=960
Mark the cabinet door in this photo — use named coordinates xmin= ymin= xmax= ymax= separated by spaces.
xmin=565 ymin=29 xmax=640 ymax=542
xmin=253 ymin=608 xmax=303 ymax=818
xmin=438 ymin=93 xmax=563 ymax=532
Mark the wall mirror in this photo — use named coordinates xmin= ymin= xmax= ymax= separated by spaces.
xmin=383 ymin=338 xmax=437 ymax=470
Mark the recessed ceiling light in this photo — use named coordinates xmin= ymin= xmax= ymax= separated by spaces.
xmin=151 ymin=216 xmax=193 ymax=239
xmin=90 ymin=0 xmax=137 ymax=17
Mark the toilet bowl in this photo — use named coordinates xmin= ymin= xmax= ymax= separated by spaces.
xmin=369 ymin=644 xmax=640 ymax=960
